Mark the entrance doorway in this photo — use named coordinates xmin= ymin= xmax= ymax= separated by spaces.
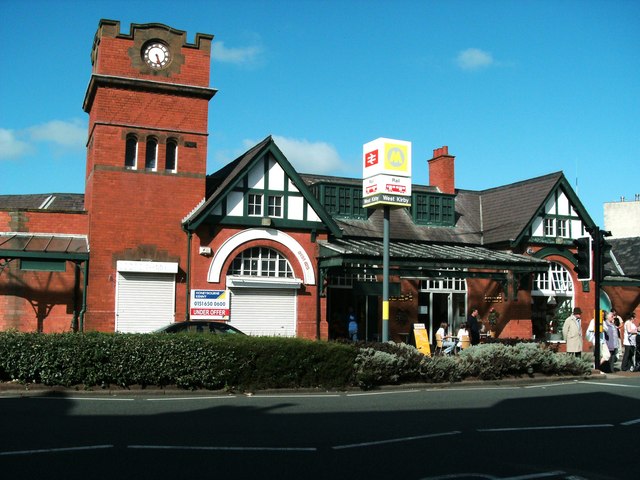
xmin=418 ymin=277 xmax=467 ymax=340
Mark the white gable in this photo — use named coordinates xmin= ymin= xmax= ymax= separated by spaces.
xmin=268 ymin=159 xmax=285 ymax=191
xmin=248 ymin=163 xmax=265 ymax=189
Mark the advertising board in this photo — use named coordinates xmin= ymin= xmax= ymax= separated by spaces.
xmin=189 ymin=289 xmax=230 ymax=320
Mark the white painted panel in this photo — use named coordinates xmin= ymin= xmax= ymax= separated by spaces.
xmin=571 ymin=219 xmax=584 ymax=238
xmin=288 ymin=196 xmax=304 ymax=220
xmin=557 ymin=191 xmax=569 ymax=215
xmin=531 ymin=216 xmax=544 ymax=237
xmin=544 ymin=196 xmax=555 ymax=215
xmin=306 ymin=204 xmax=320 ymax=222
xmin=248 ymin=163 xmax=265 ymax=189
xmin=116 ymin=272 xmax=175 ymax=333
xmin=288 ymin=178 xmax=299 ymax=192
xmin=227 ymin=191 xmax=244 ymax=216
xmin=268 ymin=159 xmax=285 ymax=191
xmin=229 ymin=288 xmax=296 ymax=337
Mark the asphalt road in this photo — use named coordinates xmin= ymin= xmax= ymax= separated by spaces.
xmin=1 ymin=375 xmax=638 ymax=480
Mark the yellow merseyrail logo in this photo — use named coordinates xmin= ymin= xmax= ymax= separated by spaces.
xmin=384 ymin=143 xmax=409 ymax=172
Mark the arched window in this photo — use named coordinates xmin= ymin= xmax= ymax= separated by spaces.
xmin=145 ymin=137 xmax=158 ymax=171
xmin=125 ymin=134 xmax=138 ymax=169
xmin=165 ymin=138 xmax=178 ymax=172
xmin=229 ymin=247 xmax=293 ymax=278
xmin=533 ymin=261 xmax=574 ymax=296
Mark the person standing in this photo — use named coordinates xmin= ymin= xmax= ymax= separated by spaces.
xmin=612 ymin=308 xmax=624 ymax=357
xmin=467 ymin=307 xmax=480 ymax=345
xmin=347 ymin=307 xmax=358 ymax=342
xmin=562 ymin=307 xmax=583 ymax=357
xmin=621 ymin=312 xmax=637 ymax=371
xmin=603 ymin=312 xmax=618 ymax=372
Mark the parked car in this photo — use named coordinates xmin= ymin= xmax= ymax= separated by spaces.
xmin=154 ymin=321 xmax=246 ymax=335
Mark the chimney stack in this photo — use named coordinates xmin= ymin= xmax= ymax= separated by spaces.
xmin=429 ymin=146 xmax=455 ymax=194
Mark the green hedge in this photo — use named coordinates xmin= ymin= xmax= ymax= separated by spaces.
xmin=0 ymin=332 xmax=592 ymax=391
xmin=0 ymin=332 xmax=357 ymax=391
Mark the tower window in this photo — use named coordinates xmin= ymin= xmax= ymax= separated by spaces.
xmin=125 ymin=134 xmax=138 ymax=169
xmin=145 ymin=137 xmax=158 ymax=171
xmin=165 ymin=138 xmax=178 ymax=172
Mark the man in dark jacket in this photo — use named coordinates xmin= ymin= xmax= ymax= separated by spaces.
xmin=467 ymin=307 xmax=480 ymax=345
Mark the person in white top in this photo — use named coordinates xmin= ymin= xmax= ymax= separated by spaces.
xmin=435 ymin=322 xmax=456 ymax=355
xmin=621 ymin=312 xmax=637 ymax=371
xmin=456 ymin=322 xmax=469 ymax=349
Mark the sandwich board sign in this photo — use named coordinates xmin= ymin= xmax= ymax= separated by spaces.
xmin=413 ymin=323 xmax=431 ymax=356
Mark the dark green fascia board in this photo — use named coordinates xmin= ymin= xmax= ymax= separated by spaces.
xmin=323 ymin=265 xmax=512 ymax=280
xmin=0 ymin=250 xmax=89 ymax=261
xmin=511 ymin=174 xmax=596 ymax=248
xmin=319 ymin=254 xmax=548 ymax=273
xmin=602 ymin=277 xmax=640 ymax=287
xmin=214 ymin=216 xmax=330 ymax=231
xmin=533 ymin=246 xmax=574 ymax=263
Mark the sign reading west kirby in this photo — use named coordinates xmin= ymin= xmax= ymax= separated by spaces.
xmin=362 ymin=138 xmax=412 ymax=208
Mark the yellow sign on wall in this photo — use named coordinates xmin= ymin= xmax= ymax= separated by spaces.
xmin=413 ymin=323 xmax=431 ymax=356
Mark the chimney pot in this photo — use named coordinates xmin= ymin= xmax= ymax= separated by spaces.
xmin=428 ymin=146 xmax=455 ymax=194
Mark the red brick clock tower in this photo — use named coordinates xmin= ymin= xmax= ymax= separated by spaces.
xmin=82 ymin=20 xmax=216 ymax=332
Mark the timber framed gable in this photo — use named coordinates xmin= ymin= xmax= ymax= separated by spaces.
xmin=515 ymin=175 xmax=596 ymax=248
xmin=183 ymin=136 xmax=342 ymax=236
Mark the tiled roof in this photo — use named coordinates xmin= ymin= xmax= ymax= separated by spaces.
xmin=0 ymin=193 xmax=85 ymax=212
xmin=319 ymin=238 xmax=549 ymax=272
xmin=609 ymin=237 xmax=640 ymax=277
xmin=478 ymin=172 xmax=563 ymax=245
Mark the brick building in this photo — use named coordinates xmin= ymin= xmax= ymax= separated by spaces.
xmin=2 ymin=20 xmax=638 ymax=346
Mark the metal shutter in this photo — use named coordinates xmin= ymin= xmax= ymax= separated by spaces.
xmin=116 ymin=272 xmax=176 ymax=333
xmin=229 ymin=288 xmax=296 ymax=336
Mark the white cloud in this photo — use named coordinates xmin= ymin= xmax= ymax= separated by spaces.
xmin=456 ymin=48 xmax=494 ymax=70
xmin=211 ymin=41 xmax=263 ymax=65
xmin=0 ymin=119 xmax=86 ymax=160
xmin=264 ymin=136 xmax=345 ymax=175
xmin=0 ymin=128 xmax=32 ymax=159
xmin=28 ymin=119 xmax=85 ymax=148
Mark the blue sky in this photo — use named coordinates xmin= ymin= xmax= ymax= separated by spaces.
xmin=2 ymin=0 xmax=639 ymax=227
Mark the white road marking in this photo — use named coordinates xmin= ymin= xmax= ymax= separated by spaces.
xmin=127 ymin=445 xmax=317 ymax=452
xmin=332 ymin=430 xmax=461 ymax=450
xmin=478 ymin=423 xmax=613 ymax=432
xmin=145 ymin=395 xmax=235 ymax=401
xmin=0 ymin=444 xmax=114 ymax=456
xmin=621 ymin=418 xmax=640 ymax=426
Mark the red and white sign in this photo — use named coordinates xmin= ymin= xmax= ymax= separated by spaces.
xmin=364 ymin=149 xmax=379 ymax=168
xmin=363 ymin=174 xmax=412 ymax=199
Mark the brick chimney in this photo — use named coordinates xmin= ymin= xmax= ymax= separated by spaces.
xmin=428 ymin=146 xmax=455 ymax=194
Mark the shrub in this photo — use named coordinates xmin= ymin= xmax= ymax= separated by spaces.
xmin=0 ymin=332 xmax=591 ymax=392
xmin=0 ymin=332 xmax=357 ymax=391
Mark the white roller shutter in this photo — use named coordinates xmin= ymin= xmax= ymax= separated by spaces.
xmin=229 ymin=288 xmax=296 ymax=336
xmin=116 ymin=272 xmax=176 ymax=333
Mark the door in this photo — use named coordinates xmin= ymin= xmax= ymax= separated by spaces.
xmin=116 ymin=272 xmax=176 ymax=333
xmin=229 ymin=288 xmax=296 ymax=336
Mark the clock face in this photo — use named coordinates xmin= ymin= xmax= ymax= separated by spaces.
xmin=143 ymin=42 xmax=171 ymax=69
